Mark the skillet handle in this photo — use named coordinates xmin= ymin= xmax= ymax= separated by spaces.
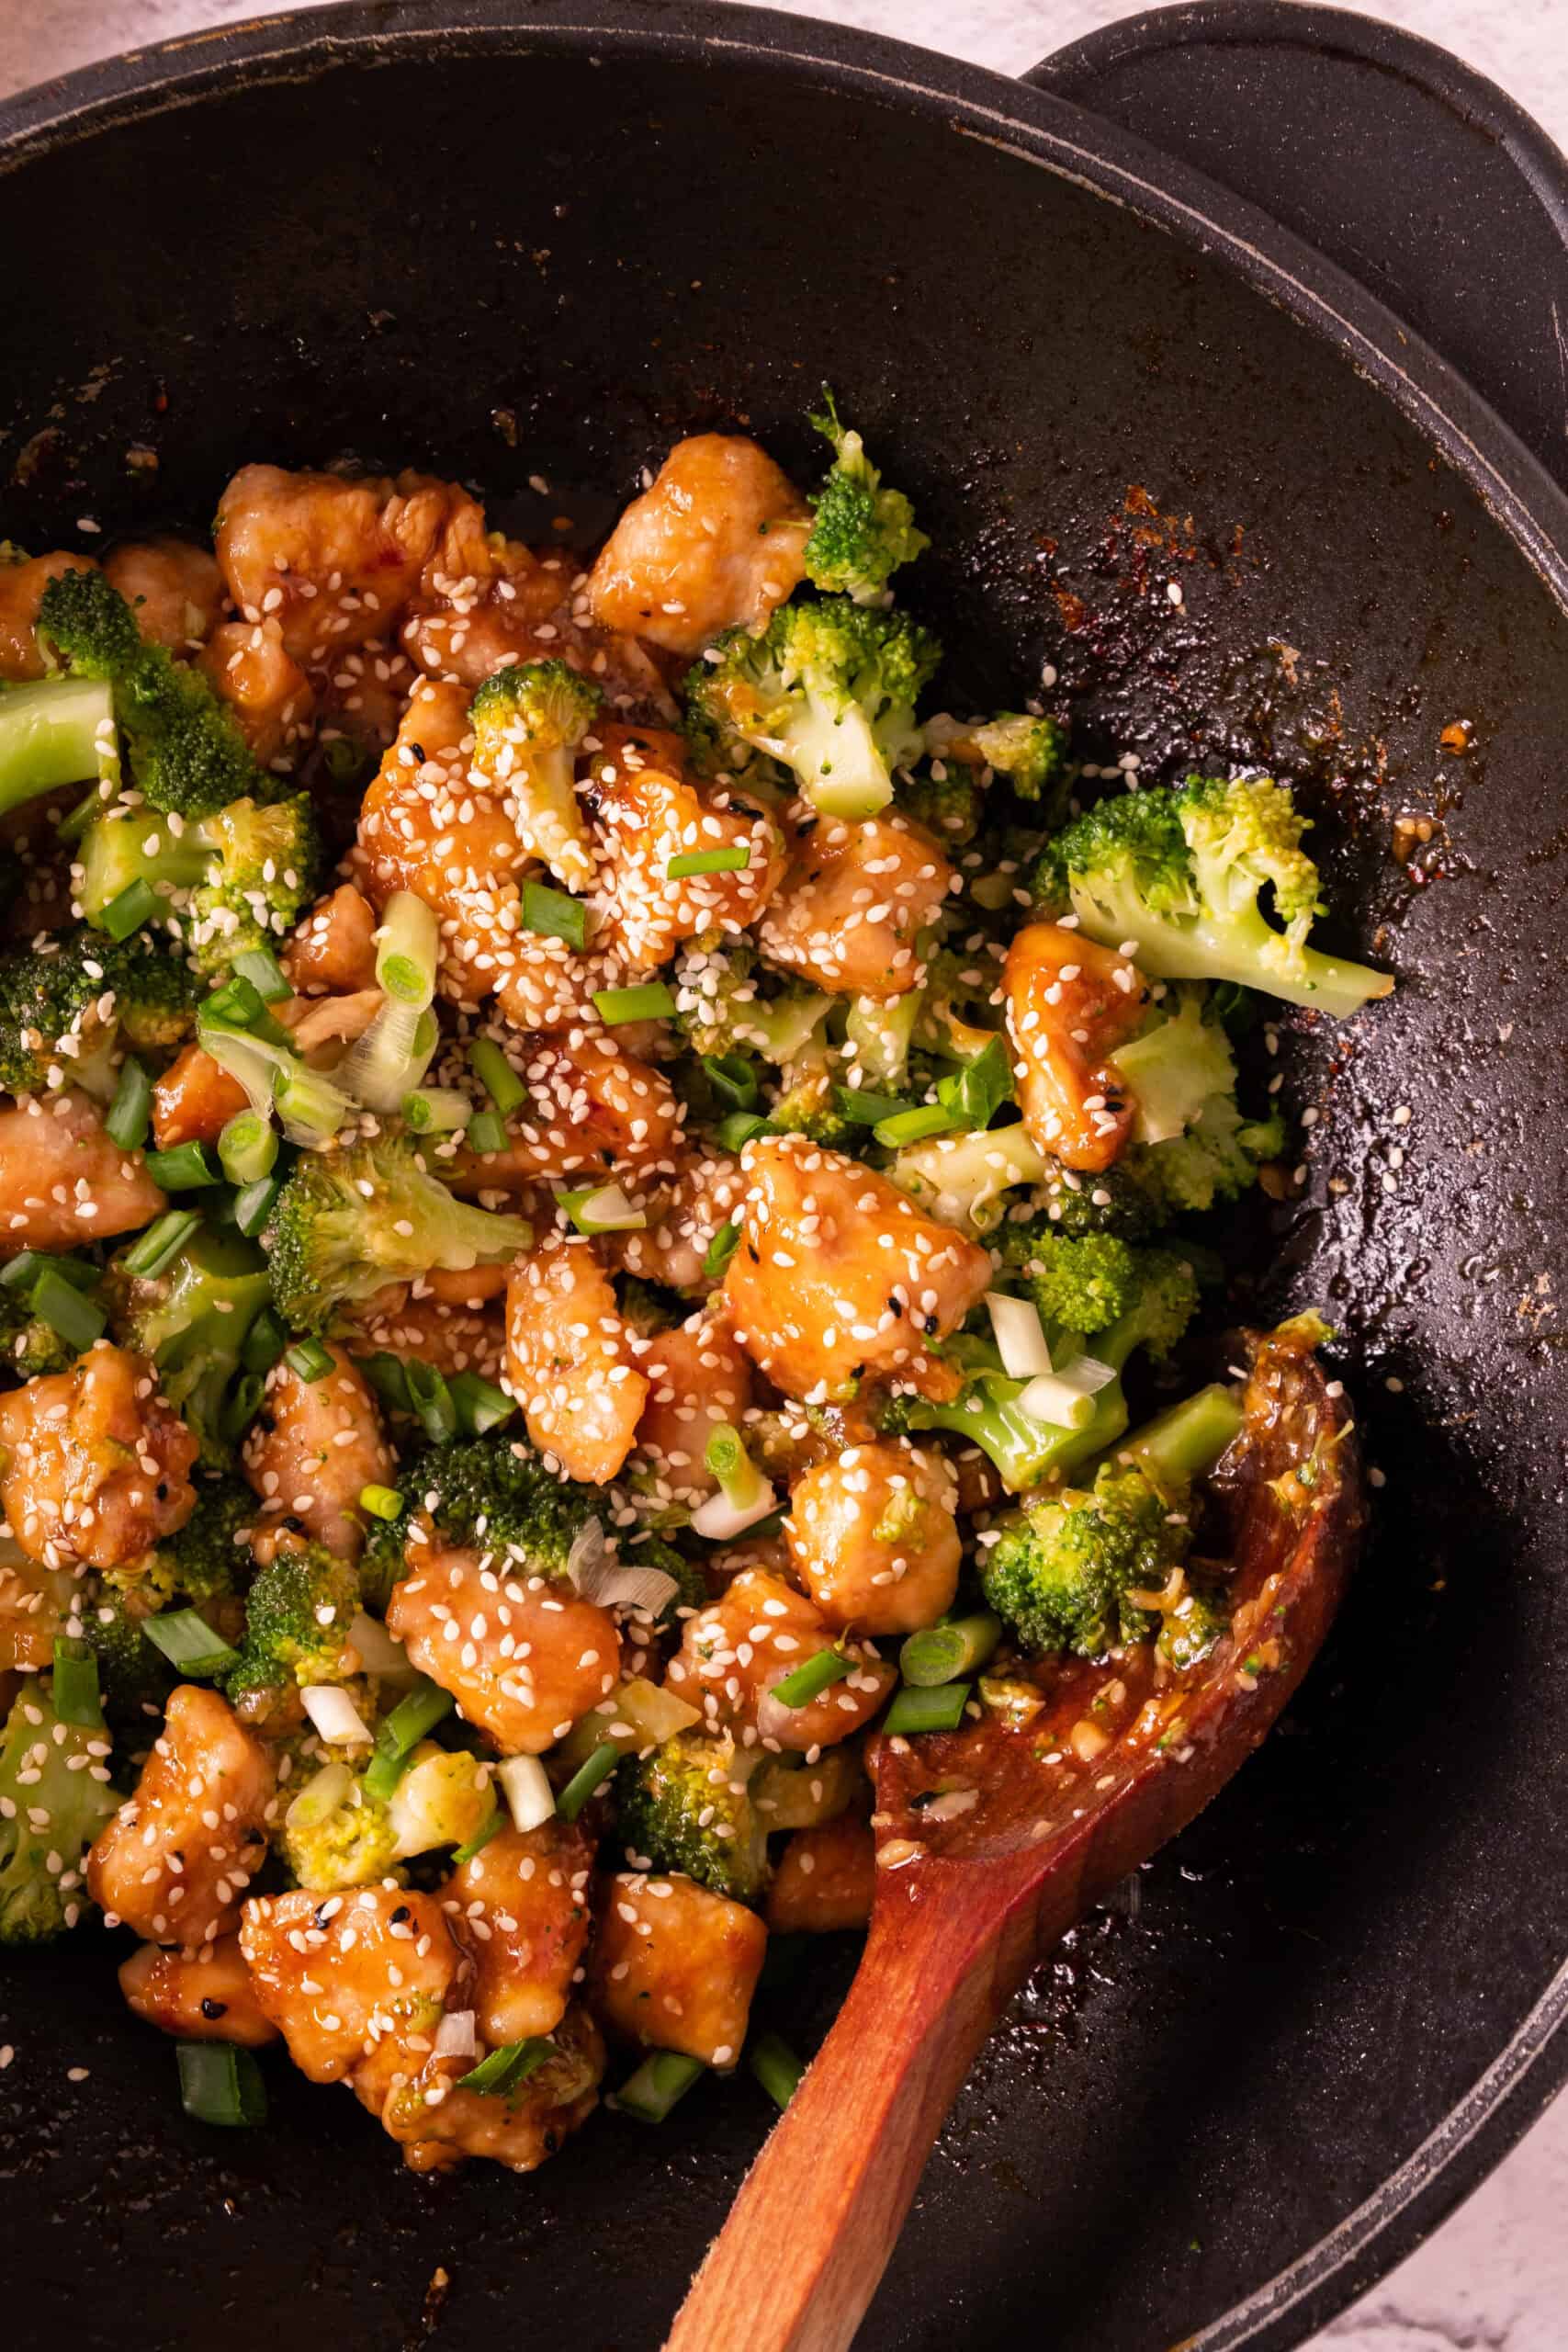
xmin=1026 ymin=0 xmax=1568 ymax=497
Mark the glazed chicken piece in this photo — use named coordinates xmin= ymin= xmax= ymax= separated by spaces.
xmin=400 ymin=486 xmax=571 ymax=686
xmin=151 ymin=983 xmax=382 ymax=1148
xmin=119 ymin=1932 xmax=280 ymax=2046
xmin=504 ymin=1234 xmax=648 ymax=1485
xmin=282 ymin=883 xmax=379 ymax=995
xmin=0 ymin=1091 xmax=167 ymax=1253
xmin=588 ymin=435 xmax=810 ymax=657
xmin=720 ymin=1134 xmax=991 ymax=1403
xmin=447 ymin=1033 xmax=682 ymax=1193
xmin=88 ymin=1685 xmax=276 ymax=1949
xmin=104 ymin=537 xmax=223 ymax=650
xmin=759 ymin=814 xmax=953 ymax=999
xmin=1003 ymin=921 xmax=1149 ymax=1171
xmin=439 ymin=1818 xmax=595 ymax=2043
xmin=197 ymin=617 xmax=315 ymax=764
xmin=383 ymin=2004 xmax=604 ymax=2176
xmin=766 ymin=1815 xmax=876 ymax=1934
xmin=589 ymin=1870 xmax=767 ymax=2065
xmin=387 ymin=1544 xmax=621 ymax=1755
xmin=241 ymin=1883 xmax=468 ymax=2085
xmin=345 ymin=1293 xmax=506 ymax=1383
xmin=0 ymin=1342 xmax=197 ymax=1572
xmin=665 ymin=1567 xmax=896 ymax=1753
xmin=214 ymin=463 xmax=452 ymax=662
xmin=608 ymin=1152 xmax=746 ymax=1295
xmin=0 ymin=551 xmax=97 ymax=680
xmin=632 ymin=1315 xmax=754 ymax=1501
xmin=0 ymin=1548 xmax=73 ymax=1671
xmin=587 ymin=740 xmax=784 ymax=969
xmin=784 ymin=1440 xmax=960 ymax=1636
xmin=242 ymin=1344 xmax=393 ymax=1563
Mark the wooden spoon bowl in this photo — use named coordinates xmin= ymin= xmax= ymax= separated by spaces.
xmin=668 ymin=1323 xmax=1362 ymax=2352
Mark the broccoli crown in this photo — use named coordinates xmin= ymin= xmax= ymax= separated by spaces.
xmin=998 ymin=1230 xmax=1147 ymax=1335
xmin=0 ymin=1283 xmax=80 ymax=1383
xmin=614 ymin=1728 xmax=769 ymax=1904
xmin=1034 ymin=775 xmax=1392 ymax=1020
xmin=672 ymin=938 xmax=830 ymax=1069
xmin=682 ymin=597 xmax=941 ymax=822
xmin=161 ymin=1472 xmax=256 ymax=1603
xmin=78 ymin=793 xmax=321 ymax=974
xmin=0 ymin=1677 xmax=119 ymax=1942
xmin=994 ymin=1160 xmax=1163 ymax=1248
xmin=107 ymin=1225 xmax=271 ymax=1463
xmin=268 ymin=1136 xmax=534 ymax=1336
xmin=1156 ymin=1578 xmax=1230 ymax=1673
xmin=896 ymin=764 xmax=982 ymax=842
xmin=280 ymin=1769 xmax=399 ymax=1894
xmin=1128 ymin=1099 xmax=1287 ymax=1217
xmin=223 ymin=1541 xmax=361 ymax=1712
xmin=970 ymin=713 xmax=1068 ymax=805
xmin=0 ymin=927 xmax=197 ymax=1096
xmin=981 ymin=1462 xmax=1190 ymax=1658
xmin=79 ymin=1581 xmax=178 ymax=1725
xmin=803 ymin=392 xmax=929 ymax=605
xmin=768 ymin=1053 xmax=856 ymax=1149
xmin=369 ymin=1432 xmax=602 ymax=1596
xmin=618 ymin=1275 xmax=684 ymax=1338
xmin=470 ymin=657 xmax=603 ymax=756
xmin=38 ymin=566 xmax=270 ymax=820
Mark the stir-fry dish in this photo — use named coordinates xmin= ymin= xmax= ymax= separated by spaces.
xmin=0 ymin=403 xmax=1390 ymax=2166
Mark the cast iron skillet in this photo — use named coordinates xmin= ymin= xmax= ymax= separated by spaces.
xmin=2 ymin=4 xmax=1568 ymax=2346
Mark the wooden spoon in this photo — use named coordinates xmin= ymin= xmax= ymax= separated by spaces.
xmin=666 ymin=1323 xmax=1362 ymax=2352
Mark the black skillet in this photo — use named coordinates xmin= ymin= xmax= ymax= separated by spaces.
xmin=2 ymin=4 xmax=1568 ymax=2346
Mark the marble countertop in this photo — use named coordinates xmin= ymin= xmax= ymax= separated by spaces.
xmin=3 ymin=3 xmax=1565 ymax=2346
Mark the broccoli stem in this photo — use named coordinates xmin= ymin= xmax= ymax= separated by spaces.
xmin=0 ymin=676 xmax=118 ymax=815
xmin=1116 ymin=1383 xmax=1245 ymax=1485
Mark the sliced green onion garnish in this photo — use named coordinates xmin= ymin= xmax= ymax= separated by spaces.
xmin=30 ymin=1269 xmax=107 ymax=1351
xmin=231 ymin=945 xmax=291 ymax=1003
xmin=457 ymin=2037 xmax=555 ymax=2098
xmin=715 ymin=1112 xmax=773 ymax=1151
xmin=610 ymin=2050 xmax=705 ymax=2122
xmin=748 ymin=2032 xmax=804 ymax=2111
xmin=121 ymin=1209 xmax=201 ymax=1279
xmin=403 ymin=1088 xmax=473 ymax=1135
xmin=883 ymin=1680 xmax=972 ymax=1736
xmin=470 ymin=1038 xmax=527 ymax=1116
xmin=284 ymin=1339 xmax=334 ymax=1384
xmin=558 ymin=1182 xmax=646 ymax=1236
xmin=700 ymin=1053 xmax=760 ymax=1111
xmin=376 ymin=889 xmax=439 ymax=1008
xmin=51 ymin=1635 xmax=104 ymax=1729
xmin=231 ymin=1173 xmax=284 ymax=1239
xmin=522 ymin=879 xmax=588 ymax=950
xmin=451 ymin=1808 xmax=507 ymax=1866
xmin=143 ymin=1610 xmax=241 ymax=1678
xmin=202 ymin=972 xmax=291 ymax=1046
xmin=359 ymin=1351 xmax=413 ymax=1414
xmin=833 ymin=1086 xmax=909 ymax=1129
xmin=555 ymin=1739 xmax=620 ymax=1822
xmin=145 ymin=1141 xmax=223 ymax=1191
xmin=358 ymin=1483 xmax=403 ymax=1521
xmin=874 ymin=1103 xmax=955 ymax=1148
xmin=405 ymin=1361 xmax=457 ymax=1444
xmin=937 ymin=1034 xmax=1015 ymax=1128
xmin=592 ymin=982 xmax=676 ymax=1025
xmin=0 ymin=1251 xmax=98 ymax=1295
xmin=102 ymin=879 xmax=158 ymax=941
xmin=363 ymin=1677 xmax=456 ymax=1803
xmin=465 ymin=1108 xmax=510 ymax=1157
xmin=105 ymin=1057 xmax=152 ymax=1151
xmin=219 ymin=1371 xmax=265 ymax=1444
xmin=271 ymin=1058 xmax=351 ymax=1147
xmin=702 ymin=1219 xmax=740 ymax=1280
xmin=242 ymin=1305 xmax=288 ymax=1375
xmin=218 ymin=1110 xmax=277 ymax=1189
xmin=770 ymin=1649 xmax=852 ymax=1709
xmin=667 ymin=844 xmax=750 ymax=877
xmin=177 ymin=2042 xmax=267 ymax=2128
xmin=898 ymin=1613 xmax=1002 ymax=1689
xmin=448 ymin=1370 xmax=516 ymax=1436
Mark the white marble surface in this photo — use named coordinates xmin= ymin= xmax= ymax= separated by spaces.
xmin=4 ymin=2 xmax=1567 ymax=2346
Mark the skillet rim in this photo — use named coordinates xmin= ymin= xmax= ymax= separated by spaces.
xmin=1 ymin=5 xmax=1565 ymax=2345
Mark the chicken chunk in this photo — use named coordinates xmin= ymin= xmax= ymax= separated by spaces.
xmin=448 ymin=1033 xmax=682 ymax=1193
xmin=589 ymin=1870 xmax=766 ymax=2065
xmin=784 ymin=1441 xmax=960 ymax=1635
xmin=0 ymin=1549 xmax=73 ymax=1671
xmin=721 ymin=1135 xmax=991 ymax=1403
xmin=215 ymin=463 xmax=451 ymax=662
xmin=150 ymin=1042 xmax=248 ymax=1150
xmin=118 ymin=1933 xmax=279 ymax=2046
xmin=0 ymin=551 xmax=97 ymax=681
xmin=400 ymin=491 xmax=570 ymax=686
xmin=387 ymin=1544 xmax=620 ymax=1756
xmin=104 ymin=537 xmax=223 ymax=651
xmin=766 ymin=1815 xmax=875 ymax=1934
xmin=0 ymin=1341 xmax=198 ymax=1571
xmin=385 ymin=2004 xmax=604 ymax=2176
xmin=1004 ymin=922 xmax=1149 ymax=1172
xmin=588 ymin=435 xmax=809 ymax=657
xmin=197 ymin=617 xmax=315 ymax=764
xmin=0 ymin=1091 xmax=166 ymax=1254
xmin=282 ymin=883 xmax=379 ymax=996
xmin=587 ymin=745 xmax=784 ymax=970
xmin=440 ymin=1819 xmax=595 ymax=2043
xmin=242 ymin=1345 xmax=393 ymax=1562
xmin=664 ymin=1567 xmax=896 ymax=1753
xmin=632 ymin=1315 xmax=754 ymax=1501
xmin=759 ymin=814 xmax=953 ymax=999
xmin=345 ymin=1293 xmax=505 ymax=1384
xmin=609 ymin=1152 xmax=746 ymax=1295
xmin=504 ymin=1235 xmax=647 ymax=1486
xmin=88 ymin=1686 xmax=276 ymax=1949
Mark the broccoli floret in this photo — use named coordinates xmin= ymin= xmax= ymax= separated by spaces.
xmin=222 ymin=1541 xmax=361 ymax=1715
xmin=79 ymin=1581 xmax=178 ymax=1725
xmin=366 ymin=1432 xmax=602 ymax=1602
xmin=1034 ymin=775 xmax=1393 ymax=1019
xmin=1000 ymin=1230 xmax=1148 ymax=1335
xmin=768 ymin=1033 xmax=856 ymax=1148
xmin=1130 ymin=1099 xmax=1287 ymax=1216
xmin=981 ymin=1463 xmax=1185 ymax=1657
xmin=77 ymin=793 xmax=320 ymax=973
xmin=37 ymin=567 xmax=269 ymax=820
xmin=672 ymin=938 xmax=831 ymax=1068
xmin=889 ymin=1117 xmax=1049 ymax=1233
xmin=682 ymin=598 xmax=940 ymax=822
xmin=106 ymin=1225 xmax=271 ymax=1463
xmin=618 ymin=1275 xmax=685 ymax=1338
xmin=1156 ymin=1578 xmax=1231 ymax=1673
xmin=803 ymin=391 xmax=928 ymax=606
xmin=0 ymin=1677 xmax=119 ymax=1942
xmin=993 ymin=1161 xmax=1163 ymax=1249
xmin=925 ymin=710 xmax=1069 ymax=818
xmin=0 ymin=927 xmax=197 ymax=1098
xmin=0 ymin=1281 xmax=81 ymax=1382
xmin=1111 ymin=985 xmax=1239 ymax=1147
xmin=615 ymin=1728 xmax=769 ymax=1904
xmin=268 ymin=1136 xmax=534 ymax=1336
xmin=160 ymin=1473 xmax=256 ymax=1604
xmin=280 ymin=1744 xmax=496 ymax=1894
xmin=469 ymin=659 xmax=603 ymax=892
xmin=896 ymin=764 xmax=981 ymax=843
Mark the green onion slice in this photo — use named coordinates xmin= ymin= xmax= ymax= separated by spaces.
xmin=218 ymin=1110 xmax=277 ymax=1189
xmin=748 ymin=2032 xmax=804 ymax=2111
xmin=667 ymin=844 xmax=750 ymax=878
xmin=883 ymin=1680 xmax=972 ymax=1736
xmin=522 ymin=879 xmax=588 ymax=950
xmin=143 ymin=1610 xmax=241 ymax=1678
xmin=51 ymin=1634 xmax=104 ymax=1729
xmin=101 ymin=879 xmax=159 ymax=942
xmin=457 ymin=2037 xmax=555 ymax=2099
xmin=609 ymin=2050 xmax=705 ymax=2123
xmin=145 ymin=1141 xmax=224 ymax=1191
xmin=105 ymin=1057 xmax=152 ymax=1151
xmin=362 ymin=1677 xmax=456 ymax=1803
xmin=121 ymin=1209 xmax=201 ymax=1279
xmin=702 ymin=1220 xmax=740 ymax=1280
xmin=284 ymin=1339 xmax=334 ymax=1384
xmin=177 ymin=2042 xmax=268 ymax=2128
xmin=448 ymin=1370 xmax=516 ymax=1436
xmin=592 ymin=982 xmax=675 ymax=1025
xmin=770 ymin=1649 xmax=852 ymax=1710
xmin=555 ymin=1739 xmax=620 ymax=1823
xmin=30 ymin=1269 xmax=107 ymax=1351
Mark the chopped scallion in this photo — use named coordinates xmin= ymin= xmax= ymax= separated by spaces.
xmin=451 ymin=1809 xmax=506 ymax=1866
xmin=748 ymin=2032 xmax=804 ymax=2111
xmin=104 ymin=1057 xmax=152 ymax=1150
xmin=833 ymin=1085 xmax=909 ymax=1128
xmin=873 ymin=1102 xmax=954 ymax=1148
xmin=177 ymin=2042 xmax=267 ymax=2128
xmin=101 ymin=879 xmax=158 ymax=941
xmin=218 ymin=1372 xmax=265 ymax=1445
xmin=231 ymin=945 xmax=291 ymax=1003
xmin=592 ymin=981 xmax=676 ymax=1025
xmin=143 ymin=1610 xmax=241 ymax=1678
xmin=770 ymin=1648 xmax=852 ymax=1709
xmin=121 ymin=1209 xmax=201 ymax=1279
xmin=51 ymin=1635 xmax=104 ymax=1729
xmin=555 ymin=1739 xmax=620 ymax=1823
xmin=702 ymin=1219 xmax=741 ymax=1280
xmin=363 ymin=1677 xmax=456 ymax=1803
xmin=218 ymin=1110 xmax=277 ymax=1189
xmin=700 ymin=1053 xmax=760 ymax=1111
xmin=231 ymin=1173 xmax=284 ymax=1239
xmin=30 ymin=1269 xmax=107 ymax=1351
xmin=358 ymin=1483 xmax=403 ymax=1521
xmin=898 ymin=1613 xmax=1002 ymax=1689
xmin=402 ymin=1088 xmax=473 ymax=1135
xmin=242 ymin=1305 xmax=288 ymax=1376
xmin=376 ymin=889 xmax=440 ymax=1008
xmin=457 ymin=2037 xmax=555 ymax=2098
xmin=284 ymin=1339 xmax=334 ymax=1384
xmin=144 ymin=1141 xmax=223 ymax=1191
xmin=448 ymin=1370 xmax=516 ymax=1436
xmin=610 ymin=2050 xmax=705 ymax=2123
xmin=470 ymin=1037 xmax=528 ymax=1116
xmin=715 ymin=1111 xmax=773 ymax=1151
xmin=405 ymin=1360 xmax=457 ymax=1444
xmin=667 ymin=844 xmax=750 ymax=878
xmin=522 ymin=879 xmax=588 ymax=950
xmin=883 ymin=1680 xmax=972 ymax=1736
xmin=465 ymin=1108 xmax=509 ymax=1157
